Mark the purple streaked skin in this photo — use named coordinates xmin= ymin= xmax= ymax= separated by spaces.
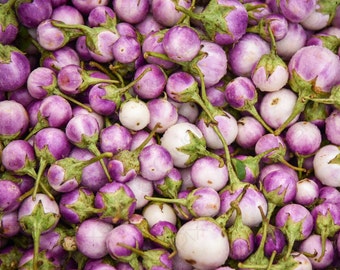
xmin=126 ymin=175 xmax=154 ymax=210
xmin=57 ymin=64 xmax=116 ymax=95
xmin=276 ymin=22 xmax=308 ymax=60
xmin=135 ymin=13 xmax=164 ymax=37
xmin=173 ymin=190 xmax=193 ymax=221
xmin=229 ymin=33 xmax=270 ymax=77
xmin=65 ymin=114 xmax=112 ymax=182
xmin=148 ymin=186 xmax=221 ymax=218
xmin=298 ymin=234 xmax=334 ymax=269
xmin=177 ymin=102 xmax=200 ymax=123
xmin=313 ymin=144 xmax=340 ymax=187
xmin=75 ymin=35 xmax=92 ymax=61
xmin=262 ymin=170 xmax=298 ymax=207
xmin=325 ymin=109 xmax=340 ymax=145
xmin=227 ymin=202 xmax=255 ymax=261
xmin=251 ymin=50 xmax=289 ymax=93
xmin=84 ymin=259 xmax=117 ymax=270
xmin=72 ymin=105 xmax=104 ymax=129
xmin=163 ymin=25 xmax=201 ymax=62
xmin=311 ymin=202 xmax=340 ymax=262
xmin=142 ymin=202 xmax=177 ymax=227
xmin=133 ymin=64 xmax=167 ymax=100
xmin=25 ymin=95 xmax=73 ymax=140
xmin=289 ymin=45 xmax=340 ymax=94
xmin=244 ymin=1 xmax=272 ymax=26
xmin=0 ymin=100 xmax=29 ymax=144
xmin=254 ymin=133 xmax=290 ymax=165
xmin=0 ymin=210 xmax=20 ymax=238
xmin=113 ymin=0 xmax=149 ymax=24
xmin=278 ymin=0 xmax=317 ymax=23
xmin=250 ymin=13 xmax=289 ymax=42
xmin=194 ymin=40 xmax=228 ymax=88
xmin=106 ymin=123 xmax=159 ymax=183
xmin=51 ymin=20 xmax=119 ymax=64
xmin=105 ymin=223 xmax=144 ymax=264
xmin=15 ymin=0 xmax=53 ymax=28
xmin=149 ymin=220 xmax=177 ymax=249
xmin=139 ymin=144 xmax=174 ymax=181
xmin=275 ymin=203 xmax=314 ymax=258
xmin=142 ymin=30 xmax=177 ymax=69
xmin=255 ymin=224 xmax=286 ymax=258
xmin=273 ymin=46 xmax=340 ymax=135
xmin=36 ymin=19 xmax=81 ymax=51
xmin=295 ymin=178 xmax=320 ymax=206
xmin=174 ymin=0 xmax=248 ymax=46
xmin=223 ymin=76 xmax=273 ymax=129
xmin=116 ymin=22 xmax=138 ymax=38
xmin=190 ymin=156 xmax=229 ymax=191
xmin=1 ymin=140 xmax=37 ymax=178
xmin=259 ymin=88 xmax=300 ymax=130
xmin=7 ymin=87 xmax=34 ymax=108
xmin=69 ymin=148 xmax=109 ymax=192
xmin=0 ymin=44 xmax=31 ymax=92
xmin=41 ymin=46 xmax=81 ymax=72
xmin=112 ymin=36 xmax=141 ymax=64
xmin=301 ymin=7 xmax=332 ymax=31
xmin=146 ymin=98 xmax=178 ymax=133
xmin=70 ymin=0 xmax=109 ymax=15
xmin=225 ymin=76 xmax=257 ymax=108
xmin=32 ymin=128 xmax=72 ymax=199
xmin=75 ymin=218 xmax=113 ymax=259
xmin=39 ymin=226 xmax=71 ymax=265
xmin=51 ymin=4 xmax=84 ymax=25
xmin=129 ymin=129 xmax=157 ymax=151
xmin=319 ymin=186 xmax=340 ymax=205
xmin=206 ymin=81 xmax=228 ymax=108
xmin=87 ymin=6 xmax=116 ymax=28
xmin=99 ymin=123 xmax=132 ymax=155
xmin=27 ymin=67 xmax=57 ymax=99
xmin=196 ymin=112 xmax=239 ymax=149
xmin=47 ymin=151 xmax=112 ymax=193
xmin=285 ymin=121 xmax=322 ymax=156
xmin=88 ymin=67 xmax=151 ymax=116
xmin=0 ymin=180 xmax=21 ymax=213
xmin=236 ymin=116 xmax=266 ymax=149
xmin=151 ymin=0 xmax=192 ymax=27
xmin=219 ymin=186 xmax=268 ymax=228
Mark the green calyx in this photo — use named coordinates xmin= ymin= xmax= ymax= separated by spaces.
xmin=176 ymin=129 xmax=223 ymax=166
xmin=97 ymin=187 xmax=136 ymax=224
xmin=317 ymin=0 xmax=340 ymax=23
xmin=0 ymin=0 xmax=18 ymax=30
xmin=64 ymin=188 xmax=102 ymax=223
xmin=254 ymin=53 xmax=288 ymax=80
xmin=154 ymin=176 xmax=183 ymax=199
xmin=0 ymin=43 xmax=24 ymax=64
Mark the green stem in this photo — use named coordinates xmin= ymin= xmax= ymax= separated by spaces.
xmin=87 ymin=144 xmax=112 ymax=182
xmin=32 ymin=225 xmax=41 ymax=270
xmin=32 ymin=158 xmax=48 ymax=201
xmin=274 ymin=94 xmax=309 ymax=136
xmin=56 ymin=89 xmax=93 ymax=112
xmin=247 ymin=105 xmax=274 ymax=133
